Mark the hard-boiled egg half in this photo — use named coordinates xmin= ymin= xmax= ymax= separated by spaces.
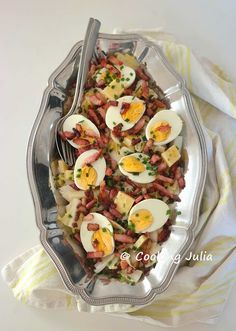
xmin=128 ymin=199 xmax=170 ymax=233
xmin=63 ymin=114 xmax=100 ymax=148
xmin=80 ymin=213 xmax=114 ymax=256
xmin=146 ymin=110 xmax=183 ymax=146
xmin=118 ymin=153 xmax=156 ymax=184
xmin=73 ymin=149 xmax=106 ymax=190
xmin=105 ymin=96 xmax=145 ymax=131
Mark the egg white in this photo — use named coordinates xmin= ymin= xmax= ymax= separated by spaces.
xmin=80 ymin=213 xmax=114 ymax=255
xmin=118 ymin=153 xmax=156 ymax=184
xmin=105 ymin=96 xmax=145 ymax=131
xmin=73 ymin=149 xmax=106 ymax=190
xmin=63 ymin=114 xmax=100 ymax=148
xmin=116 ymin=65 xmax=136 ymax=88
xmin=128 ymin=199 xmax=170 ymax=233
xmin=145 ymin=110 xmax=183 ymax=146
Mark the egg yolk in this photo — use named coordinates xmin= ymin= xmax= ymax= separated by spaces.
xmin=121 ymin=102 xmax=144 ymax=123
xmin=129 ymin=209 xmax=153 ymax=232
xmin=92 ymin=228 xmax=113 ymax=256
xmin=76 ymin=165 xmax=97 ymax=189
xmin=121 ymin=156 xmax=145 ymax=173
xmin=150 ymin=121 xmax=171 ymax=142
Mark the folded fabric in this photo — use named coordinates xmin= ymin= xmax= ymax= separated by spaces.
xmin=2 ymin=29 xmax=236 ymax=327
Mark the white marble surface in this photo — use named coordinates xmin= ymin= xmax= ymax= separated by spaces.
xmin=0 ymin=0 xmax=236 ymax=330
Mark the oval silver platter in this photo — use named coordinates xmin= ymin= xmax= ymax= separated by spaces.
xmin=27 ymin=33 xmax=207 ymax=306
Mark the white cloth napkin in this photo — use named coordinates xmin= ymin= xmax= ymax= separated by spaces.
xmin=2 ymin=29 xmax=236 ymax=327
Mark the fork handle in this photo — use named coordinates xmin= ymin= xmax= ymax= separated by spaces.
xmin=72 ymin=18 xmax=101 ymax=112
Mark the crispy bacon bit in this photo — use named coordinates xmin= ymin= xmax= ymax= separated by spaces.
xmin=153 ymin=182 xmax=180 ymax=201
xmin=120 ymin=102 xmax=131 ymax=115
xmin=107 ymin=100 xmax=118 ymax=107
xmin=178 ymin=177 xmax=186 ymax=189
xmin=134 ymin=195 xmax=144 ymax=204
xmin=126 ymin=178 xmax=141 ymax=189
xmin=158 ymin=228 xmax=170 ymax=242
xmin=106 ymin=63 xmax=120 ymax=76
xmin=85 ymin=128 xmax=99 ymax=138
xmin=87 ymin=223 xmax=99 ymax=231
xmin=82 ymin=149 xmax=102 ymax=167
xmin=157 ymin=161 xmax=167 ymax=173
xmin=109 ymin=188 xmax=118 ymax=200
xmin=153 ymin=99 xmax=167 ymax=109
xmin=77 ymin=205 xmax=88 ymax=214
xmin=114 ymin=233 xmax=135 ymax=244
xmin=86 ymin=199 xmax=97 ymax=210
xmin=102 ymin=210 xmax=114 ymax=220
xmin=96 ymin=79 xmax=105 ymax=87
xmin=87 ymin=108 xmax=101 ymax=126
xmin=73 ymin=137 xmax=90 ymax=146
xmin=141 ymin=80 xmax=149 ymax=99
xmin=105 ymin=167 xmax=113 ymax=176
xmin=112 ymin=123 xmax=123 ymax=137
xmin=136 ymin=66 xmax=149 ymax=81
xmin=150 ymin=154 xmax=161 ymax=164
xmin=97 ymin=107 xmax=106 ymax=120
xmin=143 ymin=194 xmax=151 ymax=199
xmin=87 ymin=251 xmax=104 ymax=259
xmin=131 ymin=117 xmax=145 ymax=135
xmin=100 ymin=58 xmax=107 ymax=67
xmin=62 ymin=131 xmax=75 ymax=140
xmin=157 ymin=174 xmax=174 ymax=184
xmin=158 ymin=123 xmax=171 ymax=132
xmin=74 ymin=232 xmax=81 ymax=242
xmin=131 ymin=138 xmax=141 ymax=145
xmin=143 ymin=138 xmax=154 ymax=154
xmin=108 ymin=55 xmax=123 ymax=66
xmin=120 ymin=260 xmax=129 ymax=270
xmin=109 ymin=207 xmax=123 ymax=219
xmin=175 ymin=166 xmax=182 ymax=180
xmin=146 ymin=106 xmax=154 ymax=117
xmin=89 ymin=94 xmax=104 ymax=106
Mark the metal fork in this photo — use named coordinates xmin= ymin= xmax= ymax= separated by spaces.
xmin=55 ymin=18 xmax=101 ymax=166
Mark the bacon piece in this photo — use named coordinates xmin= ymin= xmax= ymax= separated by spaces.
xmin=109 ymin=188 xmax=118 ymax=200
xmin=126 ymin=178 xmax=141 ymax=189
xmin=89 ymin=94 xmax=103 ymax=106
xmin=178 ymin=177 xmax=186 ymax=189
xmin=97 ymin=107 xmax=106 ymax=120
xmin=141 ymin=80 xmax=149 ymax=99
xmin=63 ymin=131 xmax=75 ymax=140
xmin=85 ymin=128 xmax=99 ymax=139
xmin=105 ymin=167 xmax=113 ymax=176
xmin=102 ymin=210 xmax=114 ymax=220
xmin=107 ymin=100 xmax=118 ymax=107
xmin=134 ymin=195 xmax=144 ymax=204
xmin=87 ymin=223 xmax=99 ymax=231
xmin=114 ymin=234 xmax=135 ymax=244
xmin=75 ymin=145 xmax=91 ymax=156
xmin=157 ymin=161 xmax=167 ymax=173
xmin=154 ymin=99 xmax=167 ymax=109
xmin=131 ymin=138 xmax=141 ymax=145
xmin=87 ymin=251 xmax=104 ymax=259
xmin=108 ymin=55 xmax=123 ymax=66
xmin=143 ymin=194 xmax=151 ymax=199
xmin=158 ymin=228 xmax=170 ymax=242
xmin=106 ymin=63 xmax=121 ymax=76
xmin=58 ymin=131 xmax=67 ymax=141
xmin=150 ymin=154 xmax=161 ymax=164
xmin=153 ymin=183 xmax=180 ymax=201
xmin=175 ymin=166 xmax=182 ymax=180
xmin=120 ymin=102 xmax=131 ymax=115
xmin=96 ymin=79 xmax=105 ymax=87
xmin=136 ymin=66 xmax=149 ymax=81
xmin=82 ymin=149 xmax=102 ymax=167
xmin=86 ymin=199 xmax=97 ymax=210
xmin=146 ymin=107 xmax=154 ymax=118
xmin=127 ymin=117 xmax=145 ymax=135
xmin=120 ymin=260 xmax=129 ymax=270
xmin=143 ymin=138 xmax=154 ymax=154
xmin=72 ymin=137 xmax=90 ymax=146
xmin=100 ymin=58 xmax=107 ymax=67
xmin=95 ymin=91 xmax=107 ymax=104
xmin=109 ymin=207 xmax=123 ymax=219
xmin=112 ymin=123 xmax=123 ymax=138
xmin=87 ymin=108 xmax=101 ymax=126
xmin=77 ymin=205 xmax=88 ymax=214
xmin=157 ymin=174 xmax=174 ymax=184
xmin=74 ymin=232 xmax=81 ymax=242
